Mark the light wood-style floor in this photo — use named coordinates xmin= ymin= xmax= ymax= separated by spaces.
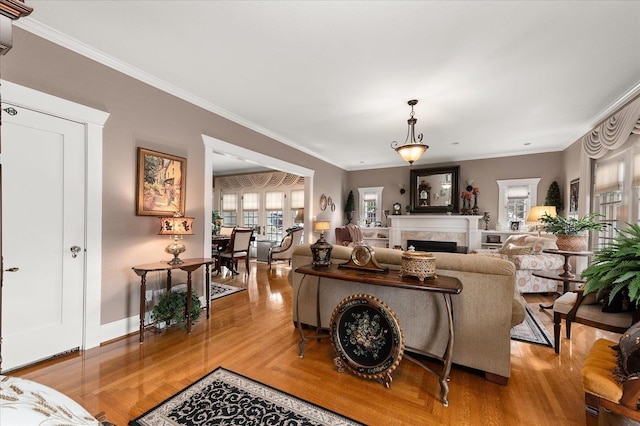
xmin=7 ymin=261 xmax=630 ymax=425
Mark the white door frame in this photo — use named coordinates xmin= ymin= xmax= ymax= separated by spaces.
xmin=201 ymin=135 xmax=315 ymax=259
xmin=2 ymin=80 xmax=109 ymax=350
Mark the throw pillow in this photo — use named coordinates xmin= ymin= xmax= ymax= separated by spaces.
xmin=612 ymin=321 xmax=640 ymax=383
xmin=501 ymin=243 xmax=533 ymax=256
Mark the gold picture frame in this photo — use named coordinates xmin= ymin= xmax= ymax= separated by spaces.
xmin=136 ymin=147 xmax=186 ymax=216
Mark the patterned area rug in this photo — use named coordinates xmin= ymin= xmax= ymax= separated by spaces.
xmin=210 ymin=282 xmax=245 ymax=300
xmin=129 ymin=367 xmax=364 ymax=426
xmin=510 ymin=305 xmax=553 ymax=347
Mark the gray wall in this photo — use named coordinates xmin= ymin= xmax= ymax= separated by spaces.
xmin=2 ymin=28 xmax=346 ymax=326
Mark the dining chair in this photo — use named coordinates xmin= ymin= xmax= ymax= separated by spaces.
xmin=218 ymin=227 xmax=253 ymax=276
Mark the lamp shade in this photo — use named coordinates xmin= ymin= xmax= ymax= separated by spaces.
xmin=526 ymin=206 xmax=557 ymax=222
xmin=395 ymin=144 xmax=427 ymax=165
xmin=158 ymin=216 xmax=194 ymax=235
xmin=313 ymin=221 xmax=331 ymax=232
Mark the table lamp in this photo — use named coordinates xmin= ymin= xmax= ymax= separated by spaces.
xmin=158 ymin=214 xmax=194 ymax=265
xmin=311 ymin=220 xmax=332 ymax=266
xmin=526 ymin=206 xmax=557 ymax=236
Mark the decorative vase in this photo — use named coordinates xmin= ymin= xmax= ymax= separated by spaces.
xmin=346 ymin=211 xmax=354 ymax=224
xmin=472 ymin=195 xmax=479 ymax=215
xmin=555 ymin=234 xmax=588 ymax=252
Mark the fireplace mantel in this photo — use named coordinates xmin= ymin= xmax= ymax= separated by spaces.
xmin=389 ymin=214 xmax=483 ymax=252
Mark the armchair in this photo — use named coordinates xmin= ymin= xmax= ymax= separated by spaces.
xmin=335 ymin=224 xmax=363 ymax=247
xmin=472 ymin=234 xmax=564 ymax=293
xmin=268 ymin=227 xmax=304 ymax=270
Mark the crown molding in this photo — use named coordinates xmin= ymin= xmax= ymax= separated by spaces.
xmin=14 ymin=18 xmax=342 ymax=169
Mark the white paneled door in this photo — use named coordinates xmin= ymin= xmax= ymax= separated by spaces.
xmin=1 ymin=103 xmax=85 ymax=372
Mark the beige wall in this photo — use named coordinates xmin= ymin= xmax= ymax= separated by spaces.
xmin=2 ymin=28 xmax=346 ymax=326
xmin=347 ymin=152 xmax=565 ymax=229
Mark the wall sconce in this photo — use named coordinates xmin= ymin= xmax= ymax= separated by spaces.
xmin=158 ymin=214 xmax=194 ymax=265
xmin=399 ymin=184 xmax=406 ymax=195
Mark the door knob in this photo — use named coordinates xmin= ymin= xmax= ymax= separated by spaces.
xmin=70 ymin=246 xmax=82 ymax=258
xmin=4 ymin=267 xmax=19 ymax=272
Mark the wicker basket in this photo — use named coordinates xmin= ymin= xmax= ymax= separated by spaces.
xmin=400 ymin=251 xmax=436 ymax=281
xmin=555 ymin=234 xmax=588 ymax=252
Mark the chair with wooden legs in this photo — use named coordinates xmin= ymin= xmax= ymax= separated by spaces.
xmin=552 ymin=290 xmax=638 ymax=354
xmin=582 ymin=338 xmax=640 ymax=425
xmin=218 ymin=227 xmax=253 ymax=276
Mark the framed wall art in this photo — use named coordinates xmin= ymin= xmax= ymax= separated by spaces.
xmin=569 ymin=178 xmax=579 ymax=216
xmin=136 ymin=147 xmax=187 ymax=216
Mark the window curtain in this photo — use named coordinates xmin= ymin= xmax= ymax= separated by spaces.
xmin=265 ymin=192 xmax=283 ymax=210
xmin=594 ymin=161 xmax=622 ymax=194
xmin=222 ymin=193 xmax=237 ymax=211
xmin=242 ymin=192 xmax=258 ymax=210
xmin=290 ymin=190 xmax=304 ymax=209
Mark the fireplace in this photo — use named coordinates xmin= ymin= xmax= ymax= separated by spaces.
xmin=389 ymin=214 xmax=483 ymax=251
xmin=407 ymin=239 xmax=467 ymax=254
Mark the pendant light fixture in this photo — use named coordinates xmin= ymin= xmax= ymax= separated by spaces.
xmin=390 ymin=99 xmax=429 ymax=165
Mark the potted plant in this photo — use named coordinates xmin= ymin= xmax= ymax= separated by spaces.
xmin=152 ymin=290 xmax=202 ymax=329
xmin=344 ymin=190 xmax=355 ymax=223
xmin=446 ymin=204 xmax=454 ymax=215
xmin=405 ymin=204 xmax=412 ymax=215
xmin=582 ymin=224 xmax=640 ymax=309
xmin=540 ymin=212 xmax=608 ymax=251
xmin=212 ymin=210 xmax=223 ymax=235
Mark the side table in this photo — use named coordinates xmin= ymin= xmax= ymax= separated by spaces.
xmin=132 ymin=258 xmax=215 ymax=343
xmin=534 ymin=249 xmax=592 ymax=309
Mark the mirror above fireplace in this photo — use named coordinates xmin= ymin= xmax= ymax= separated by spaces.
xmin=409 ymin=166 xmax=460 ymax=213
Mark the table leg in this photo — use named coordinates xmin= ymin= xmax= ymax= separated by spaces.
xmin=439 ymin=293 xmax=454 ymax=407
xmin=559 ymin=254 xmax=575 ymax=279
xmin=186 ymin=271 xmax=193 ymax=333
xmin=205 ymin=264 xmax=211 ymax=319
xmin=139 ymin=272 xmax=147 ymax=343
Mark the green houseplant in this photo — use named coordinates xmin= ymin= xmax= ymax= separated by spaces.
xmin=582 ymin=224 xmax=640 ymax=308
xmin=540 ymin=212 xmax=607 ymax=251
xmin=152 ymin=290 xmax=201 ymax=328
xmin=344 ymin=190 xmax=355 ymax=223
xmin=544 ymin=181 xmax=564 ymax=213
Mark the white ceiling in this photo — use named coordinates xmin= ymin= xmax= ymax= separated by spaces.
xmin=18 ymin=1 xmax=640 ymax=173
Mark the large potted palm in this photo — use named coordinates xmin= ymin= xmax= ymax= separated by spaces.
xmin=540 ymin=213 xmax=608 ymax=251
xmin=581 ymin=224 xmax=640 ymax=309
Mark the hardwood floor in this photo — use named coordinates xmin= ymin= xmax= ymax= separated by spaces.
xmin=6 ymin=262 xmax=630 ymax=425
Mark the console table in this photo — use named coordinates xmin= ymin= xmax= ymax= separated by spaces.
xmin=533 ymin=249 xmax=592 ymax=309
xmin=132 ymin=258 xmax=215 ymax=343
xmin=294 ymin=263 xmax=462 ymax=406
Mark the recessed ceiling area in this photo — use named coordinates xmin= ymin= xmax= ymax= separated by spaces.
xmin=19 ymin=1 xmax=640 ymax=171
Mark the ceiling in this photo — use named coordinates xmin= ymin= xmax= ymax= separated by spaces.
xmin=17 ymin=1 xmax=640 ymax=174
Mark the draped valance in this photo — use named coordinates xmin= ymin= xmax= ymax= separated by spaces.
xmin=582 ymin=96 xmax=640 ymax=159
xmin=216 ymin=171 xmax=304 ymax=191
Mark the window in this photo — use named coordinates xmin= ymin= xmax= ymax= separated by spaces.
xmin=265 ymin=191 xmax=283 ymax=242
xmin=291 ymin=189 xmax=304 ymax=226
xmin=594 ymin=159 xmax=623 ymax=249
xmin=221 ymin=193 xmax=238 ymax=226
xmin=496 ymin=178 xmax=540 ymax=230
xmin=243 ymin=192 xmax=259 ymax=231
xmin=358 ymin=187 xmax=383 ymax=226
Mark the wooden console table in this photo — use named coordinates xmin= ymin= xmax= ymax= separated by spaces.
xmin=294 ymin=263 xmax=462 ymax=406
xmin=132 ymin=258 xmax=215 ymax=343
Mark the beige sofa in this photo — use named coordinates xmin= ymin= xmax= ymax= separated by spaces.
xmin=289 ymin=244 xmax=526 ymax=383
